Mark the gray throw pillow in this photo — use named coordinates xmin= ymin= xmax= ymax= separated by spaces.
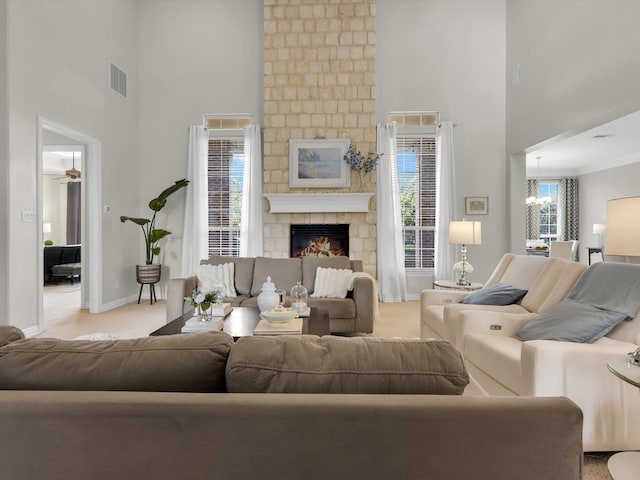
xmin=460 ymin=283 xmax=528 ymax=306
xmin=517 ymin=300 xmax=628 ymax=343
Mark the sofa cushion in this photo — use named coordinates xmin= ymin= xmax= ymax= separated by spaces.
xmin=301 ymin=256 xmax=352 ymax=294
xmin=460 ymin=283 xmax=528 ymax=306
xmin=202 ymin=256 xmax=255 ymax=296
xmin=0 ymin=332 xmax=234 ymax=392
xmin=517 ymin=300 xmax=627 ymax=343
xmin=197 ymin=262 xmax=237 ymax=297
xmin=251 ymin=257 xmax=302 ymax=296
xmin=305 ymin=297 xmax=356 ymax=319
xmin=226 ymin=335 xmax=469 ymax=394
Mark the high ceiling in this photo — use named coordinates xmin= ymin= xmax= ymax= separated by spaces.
xmin=525 ymin=109 xmax=640 ymax=177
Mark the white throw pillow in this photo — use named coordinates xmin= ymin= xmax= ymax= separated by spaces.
xmin=311 ymin=267 xmax=353 ymax=299
xmin=197 ymin=263 xmax=237 ymax=298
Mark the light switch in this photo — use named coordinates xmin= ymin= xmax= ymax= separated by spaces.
xmin=21 ymin=210 xmax=35 ymax=223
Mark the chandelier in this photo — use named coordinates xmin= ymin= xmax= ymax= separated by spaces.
xmin=526 ymin=157 xmax=552 ymax=205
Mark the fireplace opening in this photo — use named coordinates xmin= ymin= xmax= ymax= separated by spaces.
xmin=290 ymin=224 xmax=349 ymax=257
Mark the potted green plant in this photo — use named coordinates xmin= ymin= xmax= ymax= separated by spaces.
xmin=120 ymin=178 xmax=189 ymax=286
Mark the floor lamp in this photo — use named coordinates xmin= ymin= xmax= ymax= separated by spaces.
xmin=448 ymin=220 xmax=482 ymax=286
xmin=603 ymin=196 xmax=640 ymax=480
xmin=605 ymin=197 xmax=640 ymax=259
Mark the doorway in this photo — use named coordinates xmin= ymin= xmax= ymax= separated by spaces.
xmin=37 ymin=116 xmax=102 ymax=334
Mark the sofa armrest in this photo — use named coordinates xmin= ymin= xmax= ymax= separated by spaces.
xmin=352 ymin=276 xmax=377 ymax=333
xmin=420 ymin=288 xmax=468 ymax=306
xmin=521 ymin=337 xmax=640 ymax=451
xmin=455 ymin=309 xmax=537 ymax=349
xmin=166 ymin=275 xmax=198 ymax=322
xmin=443 ymin=303 xmax=538 ymax=348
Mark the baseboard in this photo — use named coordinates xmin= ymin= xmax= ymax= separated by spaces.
xmin=98 ymin=294 xmax=139 ymax=313
xmin=22 ymin=325 xmax=41 ymax=338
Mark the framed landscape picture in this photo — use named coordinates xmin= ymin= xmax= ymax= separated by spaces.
xmin=289 ymin=138 xmax=350 ymax=188
xmin=465 ymin=196 xmax=489 ymax=215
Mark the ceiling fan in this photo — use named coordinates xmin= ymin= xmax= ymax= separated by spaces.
xmin=56 ymin=153 xmax=81 ymax=180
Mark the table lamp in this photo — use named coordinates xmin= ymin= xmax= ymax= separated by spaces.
xmin=448 ymin=220 xmax=482 ymax=286
xmin=593 ymin=223 xmax=606 ymax=249
xmin=605 ymin=197 xmax=640 ymax=258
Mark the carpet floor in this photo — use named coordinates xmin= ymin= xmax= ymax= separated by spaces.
xmin=39 ymin=290 xmax=614 ymax=478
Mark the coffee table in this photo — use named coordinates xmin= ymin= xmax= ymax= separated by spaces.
xmin=150 ymin=306 xmax=330 ymax=338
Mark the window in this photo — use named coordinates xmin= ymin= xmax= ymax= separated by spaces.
xmin=207 ymin=132 xmax=245 ymax=257
xmin=396 ymin=128 xmax=437 ymax=269
xmin=537 ymin=182 xmax=559 ymax=244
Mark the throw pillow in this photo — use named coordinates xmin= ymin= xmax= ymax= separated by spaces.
xmin=311 ymin=266 xmax=353 ymax=299
xmin=226 ymin=336 xmax=469 ymax=395
xmin=0 ymin=332 xmax=234 ymax=392
xmin=460 ymin=283 xmax=528 ymax=306
xmin=517 ymin=299 xmax=628 ymax=343
xmin=198 ymin=262 xmax=236 ymax=298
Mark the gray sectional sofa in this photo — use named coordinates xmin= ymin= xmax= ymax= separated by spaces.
xmin=167 ymin=255 xmax=378 ymax=334
xmin=0 ymin=326 xmax=583 ymax=479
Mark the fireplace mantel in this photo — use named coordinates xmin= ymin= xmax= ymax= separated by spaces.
xmin=263 ymin=193 xmax=374 ymax=213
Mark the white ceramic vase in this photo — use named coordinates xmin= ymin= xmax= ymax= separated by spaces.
xmin=257 ymin=276 xmax=280 ymax=313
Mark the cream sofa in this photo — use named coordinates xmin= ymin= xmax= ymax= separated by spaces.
xmin=0 ymin=326 xmax=583 ymax=479
xmin=167 ymin=255 xmax=377 ymax=334
xmin=458 ymin=262 xmax=640 ymax=452
xmin=421 ymin=253 xmax=588 ymax=347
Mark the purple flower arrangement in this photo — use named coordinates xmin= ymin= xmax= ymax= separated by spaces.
xmin=343 ymin=144 xmax=382 ymax=174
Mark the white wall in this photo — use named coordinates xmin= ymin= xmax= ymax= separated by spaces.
xmin=7 ymin=0 xmax=140 ymax=329
xmin=506 ymin=0 xmax=640 ymax=251
xmin=136 ymin=0 xmax=264 ymax=284
xmin=377 ymin=0 xmax=507 ymax=290
xmin=0 ymin=0 xmax=8 ymax=323
xmin=42 ymin=175 xmax=68 ymax=246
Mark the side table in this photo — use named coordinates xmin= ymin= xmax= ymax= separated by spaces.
xmin=587 ymin=247 xmax=603 ymax=265
xmin=433 ymin=280 xmax=483 ymax=292
xmin=607 ymin=357 xmax=640 ymax=479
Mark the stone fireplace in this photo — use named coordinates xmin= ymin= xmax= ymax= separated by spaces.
xmin=290 ymin=224 xmax=349 ymax=257
xmin=262 ymin=0 xmax=377 ymax=275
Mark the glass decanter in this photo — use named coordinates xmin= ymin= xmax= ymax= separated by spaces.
xmin=290 ymin=281 xmax=308 ymax=314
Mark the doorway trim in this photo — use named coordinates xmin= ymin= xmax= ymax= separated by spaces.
xmin=37 ymin=116 xmax=102 ymax=333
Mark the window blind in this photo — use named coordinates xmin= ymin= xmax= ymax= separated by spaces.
xmin=396 ymin=134 xmax=436 ymax=269
xmin=207 ymin=137 xmax=245 ymax=257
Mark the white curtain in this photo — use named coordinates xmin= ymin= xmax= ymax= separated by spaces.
xmin=435 ymin=121 xmax=457 ymax=281
xmin=181 ymin=125 xmax=209 ymax=276
xmin=240 ymin=124 xmax=264 ymax=257
xmin=376 ymin=122 xmax=407 ymax=302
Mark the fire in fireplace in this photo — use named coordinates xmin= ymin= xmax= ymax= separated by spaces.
xmin=290 ymin=224 xmax=349 ymax=257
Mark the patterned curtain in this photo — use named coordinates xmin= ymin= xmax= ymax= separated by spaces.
xmin=525 ymin=179 xmax=540 ymax=240
xmin=558 ymin=177 xmax=579 ymax=242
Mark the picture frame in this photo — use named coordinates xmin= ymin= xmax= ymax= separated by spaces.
xmin=289 ymin=138 xmax=350 ymax=188
xmin=465 ymin=196 xmax=489 ymax=215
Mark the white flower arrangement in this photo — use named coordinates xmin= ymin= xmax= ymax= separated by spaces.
xmin=453 ymin=261 xmax=474 ymax=274
xmin=184 ymin=289 xmax=218 ymax=313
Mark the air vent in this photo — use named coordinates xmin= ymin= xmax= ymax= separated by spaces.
xmin=110 ymin=63 xmax=127 ymax=98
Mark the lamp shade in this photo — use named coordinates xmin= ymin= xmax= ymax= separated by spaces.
xmin=605 ymin=197 xmax=640 ymax=256
xmin=593 ymin=223 xmax=606 ymax=235
xmin=448 ymin=221 xmax=482 ymax=245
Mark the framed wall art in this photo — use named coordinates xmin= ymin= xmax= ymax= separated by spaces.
xmin=289 ymin=138 xmax=350 ymax=188
xmin=465 ymin=196 xmax=489 ymax=215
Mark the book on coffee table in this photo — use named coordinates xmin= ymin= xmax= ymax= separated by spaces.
xmin=181 ymin=316 xmax=224 ymax=333
xmin=254 ymin=318 xmax=303 ymax=335
xmin=209 ymin=303 xmax=232 ymax=316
